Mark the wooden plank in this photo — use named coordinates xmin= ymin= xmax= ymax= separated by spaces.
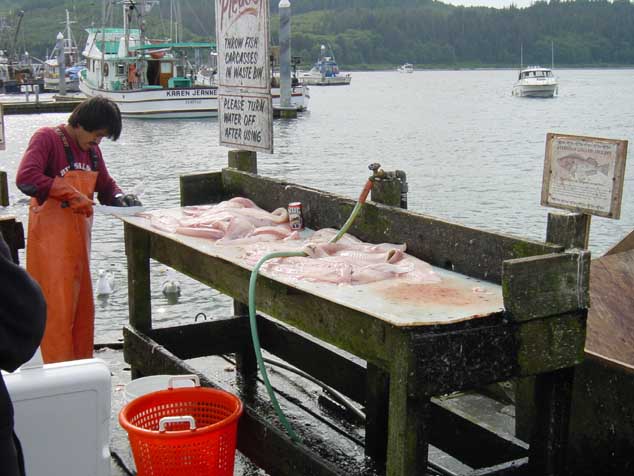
xmin=365 ymin=363 xmax=390 ymax=463
xmin=386 ymin=331 xmax=431 ymax=476
xmin=528 ymin=367 xmax=574 ymax=476
xmin=0 ymin=170 xmax=8 ymax=206
xmin=410 ymin=316 xmax=517 ymax=396
xmin=502 ymin=251 xmax=590 ymax=321
xmin=258 ymin=317 xmax=366 ymax=403
xmin=149 ymin=318 xmax=250 ymax=358
xmin=567 ymin=354 xmax=634 ymax=476
xmin=124 ymin=223 xmax=152 ymax=333
xmin=431 ymin=404 xmax=528 ymax=470
xmin=220 ymin=168 xmax=562 ymax=283
xmin=179 ymin=171 xmax=226 ymax=206
xmin=546 ymin=211 xmax=590 ymax=250
xmin=586 ymin=249 xmax=634 ymax=365
xmin=516 ymin=312 xmax=586 ymax=377
xmin=466 ymin=458 xmax=529 ymax=476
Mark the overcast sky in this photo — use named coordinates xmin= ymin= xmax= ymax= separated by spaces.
xmin=441 ymin=0 xmax=536 ymax=8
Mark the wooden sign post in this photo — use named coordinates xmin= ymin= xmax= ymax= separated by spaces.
xmin=517 ymin=132 xmax=628 ymax=443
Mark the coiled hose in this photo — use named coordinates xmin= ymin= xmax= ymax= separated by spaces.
xmin=247 ymin=178 xmax=373 ymax=442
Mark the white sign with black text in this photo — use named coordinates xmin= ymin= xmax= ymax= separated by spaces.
xmin=215 ymin=0 xmax=270 ymax=91
xmin=541 ymin=133 xmax=628 ymax=219
xmin=215 ymin=0 xmax=273 ymax=153
xmin=219 ymin=92 xmax=273 ymax=153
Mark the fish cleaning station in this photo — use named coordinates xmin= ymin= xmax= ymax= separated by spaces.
xmin=120 ymin=146 xmax=594 ymax=476
xmin=117 ymin=4 xmax=606 ymax=475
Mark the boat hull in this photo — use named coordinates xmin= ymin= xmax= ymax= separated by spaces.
xmin=512 ymin=83 xmax=558 ymax=98
xmin=301 ymin=76 xmax=351 ymax=86
xmin=79 ymin=77 xmax=219 ymax=119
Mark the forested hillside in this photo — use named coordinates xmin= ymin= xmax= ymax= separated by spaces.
xmin=0 ymin=0 xmax=633 ymax=68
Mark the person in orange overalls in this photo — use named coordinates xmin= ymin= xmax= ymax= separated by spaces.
xmin=16 ymin=97 xmax=142 ymax=363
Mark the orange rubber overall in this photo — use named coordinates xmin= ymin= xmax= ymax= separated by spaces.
xmin=26 ymin=170 xmax=97 ymax=363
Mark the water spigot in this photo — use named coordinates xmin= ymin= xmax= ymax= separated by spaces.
xmin=368 ymin=162 xmax=384 ymax=179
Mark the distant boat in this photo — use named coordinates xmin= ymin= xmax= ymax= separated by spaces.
xmin=512 ymin=44 xmax=558 ymax=98
xmin=79 ymin=0 xmax=218 ymax=119
xmin=43 ymin=10 xmax=83 ymax=92
xmin=512 ymin=66 xmax=558 ymax=98
xmin=299 ymin=45 xmax=351 ymax=86
xmin=397 ymin=63 xmax=414 ymax=73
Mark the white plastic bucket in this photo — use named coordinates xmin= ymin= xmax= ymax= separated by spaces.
xmin=123 ymin=374 xmax=196 ymax=403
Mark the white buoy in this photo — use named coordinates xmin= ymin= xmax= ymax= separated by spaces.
xmin=96 ymin=269 xmax=115 ymax=296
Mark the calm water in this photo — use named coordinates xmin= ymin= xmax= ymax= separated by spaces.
xmin=1 ymin=68 xmax=633 ymax=343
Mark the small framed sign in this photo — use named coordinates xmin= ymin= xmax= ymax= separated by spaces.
xmin=541 ymin=133 xmax=628 ymax=219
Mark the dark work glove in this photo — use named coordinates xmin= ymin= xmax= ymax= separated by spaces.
xmin=113 ymin=193 xmax=143 ymax=207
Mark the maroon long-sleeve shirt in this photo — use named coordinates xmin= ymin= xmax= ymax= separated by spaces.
xmin=16 ymin=125 xmax=122 ymax=205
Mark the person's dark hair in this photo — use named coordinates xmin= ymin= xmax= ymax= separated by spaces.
xmin=68 ymin=96 xmax=122 ymax=141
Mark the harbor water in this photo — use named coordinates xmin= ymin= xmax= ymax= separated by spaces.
xmin=1 ymin=68 xmax=633 ymax=344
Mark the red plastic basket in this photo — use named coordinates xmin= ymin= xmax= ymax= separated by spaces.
xmin=119 ymin=376 xmax=243 ymax=476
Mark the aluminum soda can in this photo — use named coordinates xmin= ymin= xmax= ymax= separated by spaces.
xmin=288 ymin=202 xmax=304 ymax=231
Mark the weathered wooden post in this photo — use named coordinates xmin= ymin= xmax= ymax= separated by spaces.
xmin=0 ymin=170 xmax=9 ymax=206
xmin=365 ymin=163 xmax=408 ymax=465
xmin=228 ymin=150 xmax=258 ymax=376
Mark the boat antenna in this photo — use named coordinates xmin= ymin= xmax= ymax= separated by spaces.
xmin=520 ymin=43 xmax=523 ymax=70
xmin=551 ymin=40 xmax=554 ymax=70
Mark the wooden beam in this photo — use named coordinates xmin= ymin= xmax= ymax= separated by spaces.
xmin=179 ymin=171 xmax=226 ymax=206
xmin=502 ymin=251 xmax=590 ymax=321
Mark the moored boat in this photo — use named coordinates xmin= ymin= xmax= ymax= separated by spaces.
xmin=397 ymin=63 xmax=414 ymax=73
xmin=512 ymin=65 xmax=558 ymax=98
xmin=79 ymin=1 xmax=218 ymax=119
xmin=43 ymin=10 xmax=83 ymax=92
xmin=299 ymin=44 xmax=351 ymax=86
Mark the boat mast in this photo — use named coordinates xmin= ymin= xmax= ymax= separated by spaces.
xmin=100 ymin=0 xmax=107 ymax=88
xmin=551 ymin=40 xmax=554 ymax=70
xmin=520 ymin=43 xmax=523 ymax=70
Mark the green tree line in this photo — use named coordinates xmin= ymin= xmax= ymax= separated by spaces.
xmin=0 ymin=0 xmax=633 ymax=68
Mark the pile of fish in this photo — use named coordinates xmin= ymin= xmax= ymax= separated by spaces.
xmin=142 ymin=197 xmax=440 ymax=285
xmin=143 ymin=197 xmax=300 ymax=244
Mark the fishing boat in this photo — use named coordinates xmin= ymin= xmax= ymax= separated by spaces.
xmin=397 ymin=63 xmax=414 ymax=73
xmin=79 ymin=1 xmax=217 ymax=119
xmin=512 ymin=44 xmax=558 ymax=98
xmin=43 ymin=10 xmax=83 ymax=92
xmin=299 ymin=44 xmax=351 ymax=86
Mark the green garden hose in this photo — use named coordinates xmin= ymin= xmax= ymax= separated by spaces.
xmin=247 ymin=178 xmax=374 ymax=442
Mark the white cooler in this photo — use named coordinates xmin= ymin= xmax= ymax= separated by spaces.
xmin=4 ymin=350 xmax=112 ymax=476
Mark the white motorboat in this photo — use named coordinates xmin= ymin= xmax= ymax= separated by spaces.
xmin=299 ymin=45 xmax=351 ymax=86
xmin=397 ymin=63 xmax=414 ymax=73
xmin=512 ymin=65 xmax=558 ymax=98
xmin=79 ymin=1 xmax=218 ymax=119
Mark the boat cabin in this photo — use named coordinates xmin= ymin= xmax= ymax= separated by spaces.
xmin=518 ymin=67 xmax=554 ymax=80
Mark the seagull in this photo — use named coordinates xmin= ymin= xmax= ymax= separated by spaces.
xmin=96 ymin=269 xmax=115 ymax=296
xmin=161 ymin=270 xmax=181 ymax=297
